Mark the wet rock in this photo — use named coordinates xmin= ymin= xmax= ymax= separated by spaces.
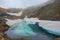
xmin=0 ymin=18 xmax=9 ymax=32
xmin=0 ymin=18 xmax=9 ymax=40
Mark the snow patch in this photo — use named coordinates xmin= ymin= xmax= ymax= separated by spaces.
xmin=7 ymin=11 xmax=22 ymax=16
xmin=5 ymin=19 xmax=22 ymax=26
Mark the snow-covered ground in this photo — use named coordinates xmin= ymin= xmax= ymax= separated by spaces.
xmin=7 ymin=11 xmax=22 ymax=16
xmin=5 ymin=15 xmax=60 ymax=35
xmin=5 ymin=19 xmax=22 ymax=26
xmin=5 ymin=16 xmax=60 ymax=31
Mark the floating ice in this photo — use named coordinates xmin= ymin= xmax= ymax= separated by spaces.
xmin=24 ymin=17 xmax=39 ymax=24
xmin=39 ymin=21 xmax=60 ymax=36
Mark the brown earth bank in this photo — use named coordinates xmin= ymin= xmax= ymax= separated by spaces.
xmin=0 ymin=18 xmax=9 ymax=40
xmin=55 ymin=38 xmax=60 ymax=40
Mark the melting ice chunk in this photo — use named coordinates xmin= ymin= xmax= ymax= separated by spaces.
xmin=24 ymin=18 xmax=39 ymax=24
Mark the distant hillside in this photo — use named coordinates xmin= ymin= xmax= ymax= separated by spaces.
xmin=20 ymin=0 xmax=60 ymax=21
xmin=0 ymin=7 xmax=7 ymax=13
xmin=7 ymin=8 xmax=22 ymax=13
xmin=0 ymin=7 xmax=22 ymax=13
xmin=0 ymin=0 xmax=60 ymax=21
xmin=0 ymin=7 xmax=22 ymax=19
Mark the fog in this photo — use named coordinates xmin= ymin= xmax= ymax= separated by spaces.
xmin=0 ymin=0 xmax=51 ymax=8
